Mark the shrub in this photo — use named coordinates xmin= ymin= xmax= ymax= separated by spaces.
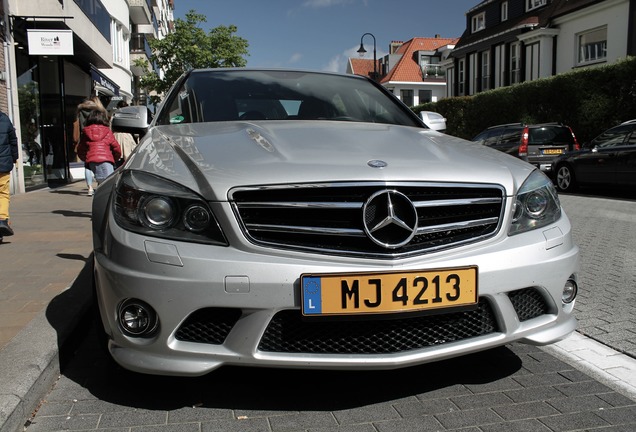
xmin=414 ymin=56 xmax=636 ymax=143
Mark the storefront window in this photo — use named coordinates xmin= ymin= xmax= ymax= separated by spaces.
xmin=39 ymin=56 xmax=67 ymax=183
xmin=17 ymin=51 xmax=45 ymax=188
xmin=16 ymin=49 xmax=69 ymax=189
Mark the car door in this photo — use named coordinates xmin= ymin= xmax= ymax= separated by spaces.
xmin=474 ymin=128 xmax=501 ymax=146
xmin=578 ymin=125 xmax=631 ymax=184
xmin=491 ymin=126 xmax=523 ymax=156
xmin=614 ymin=128 xmax=636 ymax=185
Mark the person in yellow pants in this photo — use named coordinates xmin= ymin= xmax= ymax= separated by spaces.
xmin=0 ymin=110 xmax=18 ymax=242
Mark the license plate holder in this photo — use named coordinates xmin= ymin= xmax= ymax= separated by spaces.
xmin=541 ymin=148 xmax=563 ymax=155
xmin=301 ymin=266 xmax=478 ymax=317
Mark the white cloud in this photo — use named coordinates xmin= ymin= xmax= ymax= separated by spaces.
xmin=288 ymin=53 xmax=303 ymax=64
xmin=302 ymin=0 xmax=354 ymax=8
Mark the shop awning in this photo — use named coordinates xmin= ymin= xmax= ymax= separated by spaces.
xmin=90 ymin=65 xmax=119 ymax=96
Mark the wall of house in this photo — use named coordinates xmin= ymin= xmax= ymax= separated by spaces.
xmin=552 ymin=0 xmax=629 ymax=74
xmin=387 ymin=82 xmax=447 ymax=106
xmin=101 ymin=0 xmax=133 ymax=100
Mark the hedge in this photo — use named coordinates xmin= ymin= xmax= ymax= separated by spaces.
xmin=413 ymin=56 xmax=636 ymax=143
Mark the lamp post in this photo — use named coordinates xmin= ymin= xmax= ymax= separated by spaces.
xmin=357 ymin=32 xmax=377 ymax=81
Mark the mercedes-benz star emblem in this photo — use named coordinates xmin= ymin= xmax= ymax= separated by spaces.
xmin=362 ymin=190 xmax=418 ymax=249
xmin=367 ymin=160 xmax=388 ymax=168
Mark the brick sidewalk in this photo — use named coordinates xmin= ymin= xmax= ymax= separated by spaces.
xmin=0 ymin=181 xmax=93 ymax=349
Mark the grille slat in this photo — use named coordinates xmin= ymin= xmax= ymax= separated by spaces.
xmin=230 ymin=182 xmax=504 ymax=258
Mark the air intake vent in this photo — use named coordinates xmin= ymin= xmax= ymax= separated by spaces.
xmin=258 ymin=300 xmax=498 ymax=354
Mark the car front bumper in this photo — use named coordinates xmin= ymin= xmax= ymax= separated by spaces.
xmin=95 ymin=208 xmax=579 ymax=376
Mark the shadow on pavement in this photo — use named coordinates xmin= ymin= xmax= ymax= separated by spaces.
xmin=45 ymin=257 xmax=96 ymax=372
xmin=57 ymin=309 xmax=523 ymax=412
xmin=558 ymin=185 xmax=636 ymax=202
xmin=51 ymin=209 xmax=92 ymax=218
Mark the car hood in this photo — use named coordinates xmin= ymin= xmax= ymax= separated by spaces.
xmin=125 ymin=121 xmax=534 ymax=201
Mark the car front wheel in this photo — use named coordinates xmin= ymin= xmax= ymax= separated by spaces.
xmin=555 ymin=164 xmax=576 ymax=192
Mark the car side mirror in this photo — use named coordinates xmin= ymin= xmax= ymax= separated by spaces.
xmin=112 ymin=106 xmax=151 ymax=136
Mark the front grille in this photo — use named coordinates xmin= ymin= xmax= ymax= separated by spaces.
xmin=258 ymin=300 xmax=498 ymax=354
xmin=508 ymin=288 xmax=550 ymax=321
xmin=175 ymin=308 xmax=241 ymax=344
xmin=230 ymin=182 xmax=504 ymax=258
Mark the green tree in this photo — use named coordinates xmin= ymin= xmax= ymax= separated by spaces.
xmin=136 ymin=10 xmax=249 ymax=105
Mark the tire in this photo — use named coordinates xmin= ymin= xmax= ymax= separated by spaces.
xmin=555 ymin=164 xmax=576 ymax=192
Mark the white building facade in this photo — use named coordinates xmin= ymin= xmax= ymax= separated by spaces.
xmin=4 ymin=0 xmax=174 ymax=193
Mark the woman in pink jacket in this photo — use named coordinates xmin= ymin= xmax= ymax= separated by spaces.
xmin=77 ymin=109 xmax=122 ymax=185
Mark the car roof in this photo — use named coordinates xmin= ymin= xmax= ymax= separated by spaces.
xmin=483 ymin=122 xmax=568 ymax=130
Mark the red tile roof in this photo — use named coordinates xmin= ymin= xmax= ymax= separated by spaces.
xmin=348 ymin=58 xmax=381 ymax=79
xmin=381 ymin=37 xmax=458 ymax=83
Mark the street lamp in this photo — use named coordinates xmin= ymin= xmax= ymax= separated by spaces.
xmin=357 ymin=32 xmax=377 ymax=81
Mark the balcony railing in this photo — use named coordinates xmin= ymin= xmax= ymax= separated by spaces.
xmin=131 ymin=33 xmax=152 ymax=60
xmin=422 ymin=65 xmax=446 ymax=80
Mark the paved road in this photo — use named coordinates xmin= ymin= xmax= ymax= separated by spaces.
xmin=558 ymin=193 xmax=636 ymax=358
xmin=3 ymin=185 xmax=636 ymax=432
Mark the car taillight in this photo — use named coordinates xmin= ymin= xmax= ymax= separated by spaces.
xmin=519 ymin=127 xmax=529 ymax=157
xmin=569 ymin=127 xmax=580 ymax=151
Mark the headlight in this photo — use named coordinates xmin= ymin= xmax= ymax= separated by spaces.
xmin=509 ymin=170 xmax=561 ymax=236
xmin=113 ymin=170 xmax=228 ymax=245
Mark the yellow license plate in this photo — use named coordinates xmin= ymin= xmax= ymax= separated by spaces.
xmin=301 ymin=266 xmax=478 ymax=317
xmin=542 ymin=149 xmax=563 ymax=155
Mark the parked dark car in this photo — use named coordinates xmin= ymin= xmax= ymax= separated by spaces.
xmin=472 ymin=123 xmax=580 ymax=171
xmin=551 ymin=120 xmax=636 ymax=192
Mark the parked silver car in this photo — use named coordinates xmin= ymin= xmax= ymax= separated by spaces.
xmin=419 ymin=111 xmax=447 ymax=132
xmin=96 ymin=69 xmax=579 ymax=376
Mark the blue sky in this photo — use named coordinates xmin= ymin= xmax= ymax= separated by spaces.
xmin=173 ymin=0 xmax=479 ymax=73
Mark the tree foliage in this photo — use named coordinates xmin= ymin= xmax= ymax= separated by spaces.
xmin=136 ymin=11 xmax=249 ymax=104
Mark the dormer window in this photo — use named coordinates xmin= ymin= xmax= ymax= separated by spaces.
xmin=472 ymin=12 xmax=486 ymax=33
xmin=527 ymin=0 xmax=547 ymax=11
xmin=501 ymin=1 xmax=508 ymax=21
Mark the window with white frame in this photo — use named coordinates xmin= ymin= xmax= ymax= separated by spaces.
xmin=458 ymin=59 xmax=465 ymax=95
xmin=481 ymin=50 xmax=490 ymax=91
xmin=527 ymin=0 xmax=546 ymax=11
xmin=577 ymin=27 xmax=607 ymax=65
xmin=501 ymin=1 xmax=508 ymax=21
xmin=472 ymin=12 xmax=486 ymax=33
xmin=400 ymin=89 xmax=414 ymax=107
xmin=469 ymin=53 xmax=478 ymax=94
xmin=418 ymin=90 xmax=432 ymax=104
xmin=510 ymin=42 xmax=520 ymax=84
xmin=110 ymin=20 xmax=131 ymax=68
xmin=525 ymin=42 xmax=540 ymax=81
xmin=495 ymin=45 xmax=505 ymax=88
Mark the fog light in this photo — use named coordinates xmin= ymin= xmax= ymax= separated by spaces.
xmin=562 ymin=279 xmax=578 ymax=304
xmin=118 ymin=299 xmax=159 ymax=337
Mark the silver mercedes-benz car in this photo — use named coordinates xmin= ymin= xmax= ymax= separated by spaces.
xmin=95 ymin=69 xmax=579 ymax=376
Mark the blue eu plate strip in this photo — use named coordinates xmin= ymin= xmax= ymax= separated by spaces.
xmin=302 ymin=277 xmax=322 ymax=315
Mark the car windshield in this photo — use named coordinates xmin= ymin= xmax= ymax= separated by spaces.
xmin=155 ymin=69 xmax=421 ymax=127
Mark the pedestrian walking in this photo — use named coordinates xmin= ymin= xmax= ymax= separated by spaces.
xmin=76 ymin=109 xmax=121 ymax=185
xmin=73 ymin=96 xmax=107 ymax=196
xmin=0 ymin=110 xmax=18 ymax=242
xmin=112 ymin=101 xmax=137 ymax=166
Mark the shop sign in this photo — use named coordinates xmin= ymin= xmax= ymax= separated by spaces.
xmin=91 ymin=67 xmax=120 ymax=95
xmin=27 ymin=29 xmax=74 ymax=55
